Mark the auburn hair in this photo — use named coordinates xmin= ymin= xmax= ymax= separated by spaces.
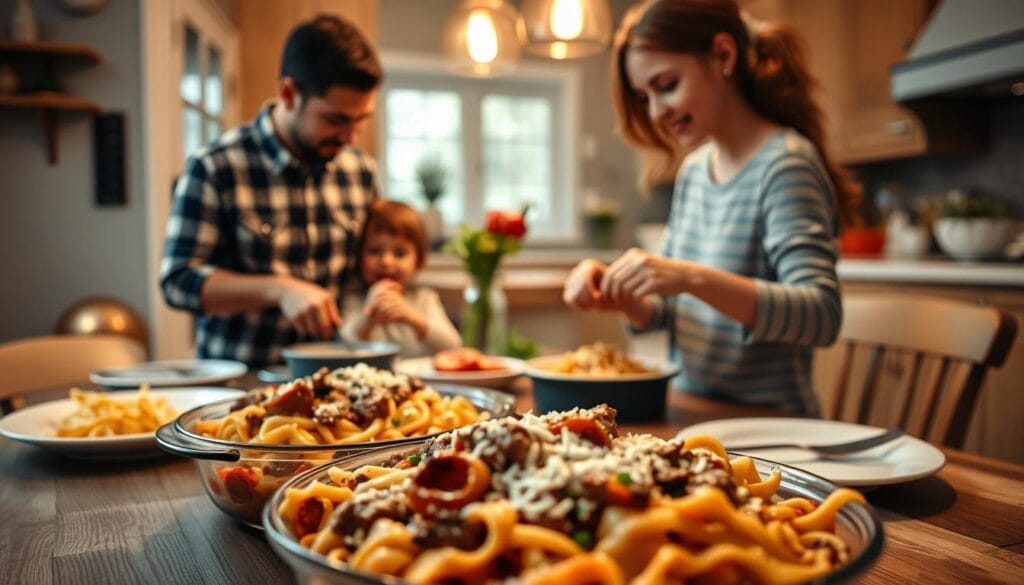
xmin=611 ymin=0 xmax=861 ymax=227
xmin=362 ymin=199 xmax=429 ymax=269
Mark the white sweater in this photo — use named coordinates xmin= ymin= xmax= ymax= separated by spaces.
xmin=339 ymin=286 xmax=462 ymax=358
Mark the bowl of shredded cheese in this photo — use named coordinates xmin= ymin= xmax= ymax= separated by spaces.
xmin=155 ymin=363 xmax=515 ymax=527
xmin=525 ymin=343 xmax=678 ymax=422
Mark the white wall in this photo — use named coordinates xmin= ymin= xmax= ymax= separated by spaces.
xmin=0 ymin=0 xmax=149 ymax=344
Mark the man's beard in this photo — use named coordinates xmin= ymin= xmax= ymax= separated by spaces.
xmin=289 ymin=125 xmax=342 ymax=167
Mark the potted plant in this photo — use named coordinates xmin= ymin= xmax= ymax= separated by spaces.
xmin=415 ymin=156 xmax=448 ymax=250
xmin=933 ymin=190 xmax=1017 ymax=261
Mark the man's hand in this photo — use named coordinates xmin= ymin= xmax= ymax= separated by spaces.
xmin=277 ymin=278 xmax=342 ymax=340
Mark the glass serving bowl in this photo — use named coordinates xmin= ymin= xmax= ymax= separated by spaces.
xmin=156 ymin=384 xmax=515 ymax=527
xmin=263 ymin=446 xmax=884 ymax=585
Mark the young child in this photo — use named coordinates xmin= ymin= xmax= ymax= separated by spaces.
xmin=340 ymin=200 xmax=462 ymax=357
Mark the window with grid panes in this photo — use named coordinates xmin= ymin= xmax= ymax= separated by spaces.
xmin=180 ymin=23 xmax=225 ymax=161
xmin=379 ymin=60 xmax=578 ymax=242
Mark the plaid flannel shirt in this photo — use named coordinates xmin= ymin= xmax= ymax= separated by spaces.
xmin=160 ymin=103 xmax=378 ymax=367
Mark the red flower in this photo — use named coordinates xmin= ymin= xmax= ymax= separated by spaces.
xmin=485 ymin=210 xmax=528 ymax=238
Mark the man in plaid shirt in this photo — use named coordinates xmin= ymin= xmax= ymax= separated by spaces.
xmin=160 ymin=15 xmax=380 ymax=367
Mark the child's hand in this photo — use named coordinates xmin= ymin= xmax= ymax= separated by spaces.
xmin=366 ymin=279 xmax=403 ymax=306
xmin=365 ymin=285 xmax=412 ymax=324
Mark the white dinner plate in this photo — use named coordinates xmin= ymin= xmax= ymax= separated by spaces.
xmin=678 ymin=417 xmax=946 ymax=487
xmin=395 ymin=356 xmax=525 ymax=390
xmin=0 ymin=387 xmax=245 ymax=460
xmin=90 ymin=359 xmax=248 ymax=388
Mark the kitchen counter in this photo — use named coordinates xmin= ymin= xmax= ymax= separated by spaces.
xmin=422 ymin=251 xmax=1024 ymax=290
xmin=838 ymin=256 xmax=1024 ymax=287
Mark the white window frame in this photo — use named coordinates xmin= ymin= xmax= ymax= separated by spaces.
xmin=378 ymin=51 xmax=582 ymax=245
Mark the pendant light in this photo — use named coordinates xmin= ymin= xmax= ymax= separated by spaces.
xmin=444 ymin=0 xmax=522 ymax=78
xmin=519 ymin=0 xmax=612 ymax=60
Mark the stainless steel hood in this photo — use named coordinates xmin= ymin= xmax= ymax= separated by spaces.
xmin=891 ymin=0 xmax=1024 ymax=101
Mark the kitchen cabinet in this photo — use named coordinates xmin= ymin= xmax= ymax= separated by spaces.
xmin=812 ymin=280 xmax=1024 ymax=465
xmin=744 ymin=0 xmax=982 ymax=164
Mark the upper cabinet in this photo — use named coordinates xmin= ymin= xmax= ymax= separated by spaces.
xmin=838 ymin=0 xmax=932 ymax=163
xmin=745 ymin=0 xmax=980 ymax=165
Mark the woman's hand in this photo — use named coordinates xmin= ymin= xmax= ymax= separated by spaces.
xmin=277 ymin=277 xmax=342 ymax=340
xmin=600 ymin=247 xmax=694 ymax=303
xmin=563 ymin=259 xmax=609 ymax=309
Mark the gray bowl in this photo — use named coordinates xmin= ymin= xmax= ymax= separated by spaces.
xmin=525 ymin=355 xmax=679 ymax=422
xmin=282 ymin=341 xmax=400 ymax=377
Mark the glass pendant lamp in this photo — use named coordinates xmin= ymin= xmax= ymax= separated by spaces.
xmin=443 ymin=0 xmax=522 ymax=77
xmin=519 ymin=0 xmax=612 ymax=59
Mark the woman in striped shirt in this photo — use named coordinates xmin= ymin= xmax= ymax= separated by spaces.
xmin=564 ymin=0 xmax=861 ymax=414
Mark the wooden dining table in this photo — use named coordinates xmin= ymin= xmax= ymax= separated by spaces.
xmin=2 ymin=374 xmax=1022 ymax=585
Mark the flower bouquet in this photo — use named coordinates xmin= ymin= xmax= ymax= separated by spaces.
xmin=444 ymin=208 xmax=528 ymax=353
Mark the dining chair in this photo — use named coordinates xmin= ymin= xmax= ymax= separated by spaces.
xmin=826 ymin=293 xmax=1018 ymax=449
xmin=0 ymin=334 xmax=147 ymax=413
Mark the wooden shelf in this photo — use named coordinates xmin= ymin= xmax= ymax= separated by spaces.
xmin=0 ymin=93 xmax=102 ymax=165
xmin=0 ymin=40 xmax=101 ymax=64
xmin=0 ymin=93 xmax=101 ymax=113
xmin=0 ymin=40 xmax=103 ymax=165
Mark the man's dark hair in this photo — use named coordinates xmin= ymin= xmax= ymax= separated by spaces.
xmin=280 ymin=15 xmax=382 ymax=96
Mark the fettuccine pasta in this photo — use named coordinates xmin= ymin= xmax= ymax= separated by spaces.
xmin=54 ymin=385 xmax=178 ymax=437
xmin=548 ymin=343 xmax=651 ymax=375
xmin=278 ymin=405 xmax=866 ymax=585
xmin=197 ymin=364 xmax=493 ymax=524
xmin=194 ymin=363 xmax=488 ymax=445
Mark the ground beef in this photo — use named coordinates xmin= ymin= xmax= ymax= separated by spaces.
xmin=409 ymin=517 xmax=486 ymax=551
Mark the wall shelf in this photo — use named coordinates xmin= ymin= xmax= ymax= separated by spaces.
xmin=0 ymin=41 xmax=103 ymax=165
xmin=0 ymin=40 xmax=101 ymax=63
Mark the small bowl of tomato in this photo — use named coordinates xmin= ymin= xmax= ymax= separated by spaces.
xmin=395 ymin=348 xmax=526 ymax=391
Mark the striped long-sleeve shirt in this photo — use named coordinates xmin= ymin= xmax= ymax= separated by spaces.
xmin=647 ymin=129 xmax=841 ymax=414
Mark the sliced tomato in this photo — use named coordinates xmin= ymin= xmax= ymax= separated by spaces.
xmin=217 ymin=467 xmax=258 ymax=505
xmin=293 ymin=497 xmax=325 ymax=538
xmin=433 ymin=348 xmax=481 ymax=372
xmin=550 ymin=417 xmax=612 ymax=447
xmin=475 ymin=355 xmax=508 ymax=371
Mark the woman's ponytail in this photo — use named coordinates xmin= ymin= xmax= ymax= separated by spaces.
xmin=740 ymin=22 xmax=862 ymax=227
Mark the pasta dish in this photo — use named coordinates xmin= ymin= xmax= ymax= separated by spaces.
xmin=194 ymin=363 xmax=489 ymax=445
xmin=54 ymin=386 xmax=178 ymax=437
xmin=277 ymin=405 xmax=865 ymax=584
xmin=548 ymin=343 xmax=652 ymax=375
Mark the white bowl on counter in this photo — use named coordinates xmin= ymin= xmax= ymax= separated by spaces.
xmin=933 ymin=218 xmax=1017 ymax=260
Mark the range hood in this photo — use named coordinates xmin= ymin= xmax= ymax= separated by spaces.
xmin=891 ymin=0 xmax=1024 ymax=101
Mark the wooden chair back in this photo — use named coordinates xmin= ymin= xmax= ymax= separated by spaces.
xmin=828 ymin=294 xmax=1017 ymax=448
xmin=0 ymin=334 xmax=146 ymax=413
